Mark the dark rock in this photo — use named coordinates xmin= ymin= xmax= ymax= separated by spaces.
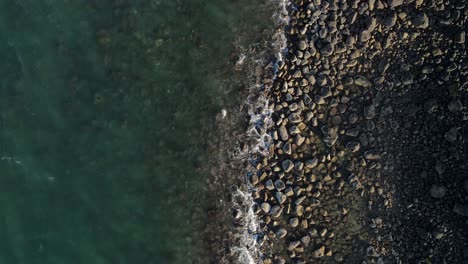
xmin=444 ymin=127 xmax=459 ymax=142
xmin=346 ymin=141 xmax=361 ymax=152
xmin=305 ymin=158 xmax=318 ymax=169
xmin=298 ymin=40 xmax=307 ymax=50
xmin=261 ymin=202 xmax=271 ymax=213
xmin=429 ymin=185 xmax=447 ymax=199
xmin=453 ymin=203 xmax=468 ymax=216
xmin=274 ymin=179 xmax=286 ymax=191
xmin=270 ymin=205 xmax=283 ymax=217
xmin=364 ymin=150 xmax=380 ymax=160
xmin=354 ymin=75 xmax=372 ymax=87
xmin=279 ymin=125 xmax=289 ymax=141
xmin=359 ymin=30 xmax=371 ymax=42
xmin=387 ymin=0 xmax=403 ymax=8
xmin=364 ymin=104 xmax=377 ymax=119
xmin=382 ymin=12 xmax=397 ymax=28
xmin=321 ymin=43 xmax=334 ymax=56
xmin=313 ymin=245 xmax=325 ymax=258
xmin=413 ymin=13 xmax=429 ymax=29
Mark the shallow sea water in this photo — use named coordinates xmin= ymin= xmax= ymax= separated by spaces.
xmin=0 ymin=0 xmax=277 ymax=263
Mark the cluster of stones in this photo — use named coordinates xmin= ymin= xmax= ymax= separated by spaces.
xmin=371 ymin=0 xmax=468 ymax=262
xmin=250 ymin=0 xmax=467 ymax=263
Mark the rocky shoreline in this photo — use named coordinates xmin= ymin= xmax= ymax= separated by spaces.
xmin=247 ymin=0 xmax=467 ymax=263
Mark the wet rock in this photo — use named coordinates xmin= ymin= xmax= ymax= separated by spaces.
xmin=430 ymin=185 xmax=447 ymax=199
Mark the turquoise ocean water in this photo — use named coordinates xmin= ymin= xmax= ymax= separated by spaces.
xmin=0 ymin=0 xmax=276 ymax=263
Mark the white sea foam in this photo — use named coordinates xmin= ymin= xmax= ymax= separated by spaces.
xmin=231 ymin=0 xmax=290 ymax=263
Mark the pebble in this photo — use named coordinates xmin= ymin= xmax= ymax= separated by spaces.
xmin=266 ymin=179 xmax=275 ymax=190
xmin=313 ymin=245 xmax=325 ymax=258
xmin=274 ymin=179 xmax=286 ymax=191
xmin=300 ymin=236 xmax=310 ymax=247
xmin=283 ymin=142 xmax=292 ymax=155
xmin=276 ymin=228 xmax=287 ymax=239
xmin=387 ymin=0 xmax=403 ymax=8
xmin=447 ymin=99 xmax=463 ymax=113
xmin=305 ymin=158 xmax=318 ymax=169
xmin=346 ymin=141 xmax=361 ymax=152
xmin=453 ymin=203 xmax=468 ymax=216
xmin=444 ymin=127 xmax=459 ymax=142
xmin=261 ymin=202 xmax=271 ymax=213
xmin=288 ymin=241 xmax=301 ymax=251
xmin=298 ymin=40 xmax=307 ymax=50
xmin=364 ymin=105 xmax=376 ymax=119
xmin=282 ymin=160 xmax=294 ymax=173
xmin=382 ymin=12 xmax=397 ymax=28
xmin=364 ymin=150 xmax=380 ymax=160
xmin=275 ymin=192 xmax=287 ymax=204
xmin=413 ymin=13 xmax=429 ymax=29
xmin=289 ymin=113 xmax=302 ymax=123
xmin=429 ymin=185 xmax=447 ymax=199
xmin=321 ymin=43 xmax=334 ymax=56
xmin=279 ymin=125 xmax=289 ymax=141
xmin=290 ymin=217 xmax=299 ymax=227
xmin=270 ymin=205 xmax=283 ymax=217
xmin=455 ymin=31 xmax=465 ymax=44
xmin=354 ymin=75 xmax=372 ymax=87
xmin=359 ymin=30 xmax=371 ymax=42
xmin=432 ymin=228 xmax=444 ymax=240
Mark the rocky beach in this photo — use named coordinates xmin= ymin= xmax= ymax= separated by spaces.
xmin=230 ymin=0 xmax=468 ymax=263
xmin=0 ymin=0 xmax=466 ymax=263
